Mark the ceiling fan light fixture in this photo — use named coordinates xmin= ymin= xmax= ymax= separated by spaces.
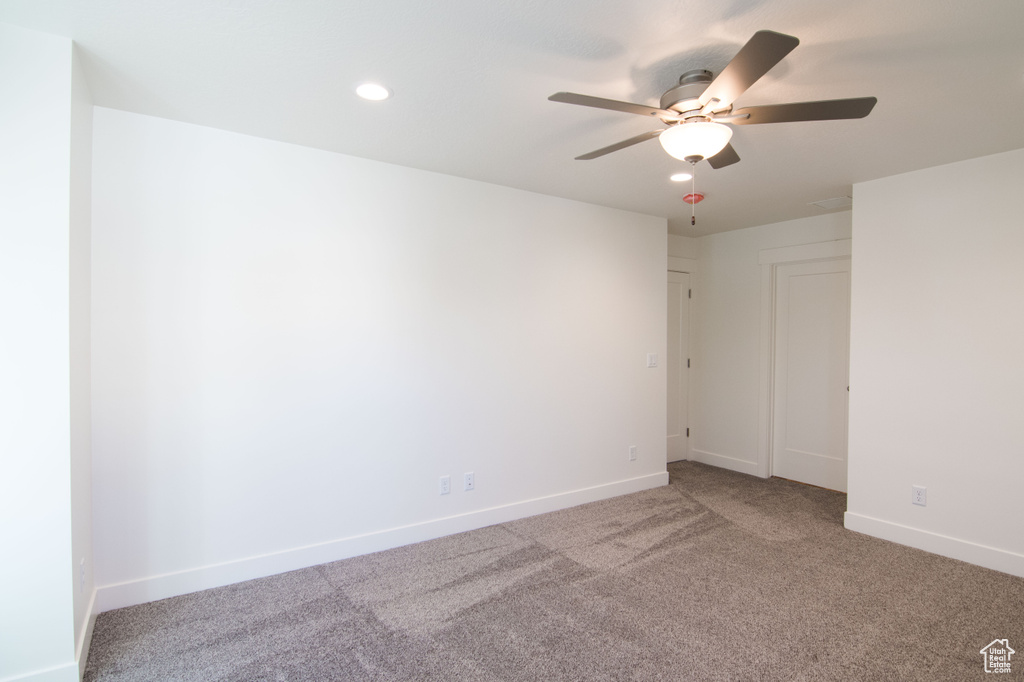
xmin=659 ymin=121 xmax=733 ymax=162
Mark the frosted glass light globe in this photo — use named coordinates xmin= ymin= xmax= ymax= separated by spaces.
xmin=659 ymin=122 xmax=733 ymax=161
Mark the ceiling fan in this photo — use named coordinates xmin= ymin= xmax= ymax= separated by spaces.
xmin=549 ymin=30 xmax=876 ymax=168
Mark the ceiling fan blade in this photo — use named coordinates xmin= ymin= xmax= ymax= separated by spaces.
xmin=574 ymin=130 xmax=663 ymax=160
xmin=731 ymin=97 xmax=877 ymax=124
xmin=698 ymin=30 xmax=800 ymax=110
xmin=707 ymin=143 xmax=740 ymax=169
xmin=550 ymin=92 xmax=680 ymax=119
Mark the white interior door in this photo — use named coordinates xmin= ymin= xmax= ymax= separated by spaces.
xmin=772 ymin=259 xmax=851 ymax=491
xmin=667 ymin=271 xmax=690 ymax=463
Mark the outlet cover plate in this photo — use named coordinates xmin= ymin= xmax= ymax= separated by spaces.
xmin=912 ymin=485 xmax=927 ymax=506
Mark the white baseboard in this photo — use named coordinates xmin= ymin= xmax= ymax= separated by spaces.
xmin=76 ymin=589 xmax=97 ymax=680
xmin=844 ymin=511 xmax=1024 ymax=578
xmin=96 ymin=471 xmax=669 ymax=613
xmin=0 ymin=663 xmax=79 ymax=682
xmin=0 ymin=602 xmax=92 ymax=682
xmin=687 ymin=449 xmax=761 ymax=477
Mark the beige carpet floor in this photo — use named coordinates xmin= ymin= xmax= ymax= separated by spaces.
xmin=84 ymin=461 xmax=1024 ymax=681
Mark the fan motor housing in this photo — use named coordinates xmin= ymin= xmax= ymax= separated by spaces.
xmin=660 ymin=69 xmax=718 ymax=116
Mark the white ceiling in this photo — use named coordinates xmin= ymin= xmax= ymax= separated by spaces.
xmin=3 ymin=0 xmax=1023 ymax=235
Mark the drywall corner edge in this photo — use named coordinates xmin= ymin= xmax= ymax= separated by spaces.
xmin=95 ymin=471 xmax=668 ymax=613
xmin=844 ymin=512 xmax=1024 ymax=579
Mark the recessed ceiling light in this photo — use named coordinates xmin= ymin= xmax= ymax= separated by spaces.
xmin=670 ymin=173 xmax=693 ymax=182
xmin=355 ymin=83 xmax=391 ymax=101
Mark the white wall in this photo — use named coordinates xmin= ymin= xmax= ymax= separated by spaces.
xmin=91 ymin=108 xmax=668 ymax=609
xmin=846 ymin=148 xmax=1024 ymax=577
xmin=0 ymin=22 xmax=88 ymax=682
xmin=690 ymin=212 xmax=851 ymax=474
xmin=668 ymin=234 xmax=698 ymax=260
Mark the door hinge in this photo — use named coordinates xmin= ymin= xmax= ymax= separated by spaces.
xmin=686 ymin=428 xmax=689 ymax=437
xmin=687 ymin=358 xmax=690 ymax=368
xmin=688 ymin=288 xmax=692 ymax=299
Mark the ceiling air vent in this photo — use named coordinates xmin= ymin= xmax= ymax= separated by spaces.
xmin=809 ymin=196 xmax=853 ymax=211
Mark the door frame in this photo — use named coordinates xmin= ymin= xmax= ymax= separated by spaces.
xmin=668 ymin=257 xmax=696 ymax=463
xmin=756 ymin=240 xmax=851 ymax=479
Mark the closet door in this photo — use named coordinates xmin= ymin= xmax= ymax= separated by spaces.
xmin=772 ymin=259 xmax=851 ymax=491
xmin=667 ymin=271 xmax=690 ymax=463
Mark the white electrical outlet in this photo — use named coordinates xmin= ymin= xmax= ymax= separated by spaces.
xmin=628 ymin=445 xmax=637 ymax=461
xmin=439 ymin=475 xmax=451 ymax=495
xmin=464 ymin=472 xmax=475 ymax=491
xmin=912 ymin=485 xmax=927 ymax=506
xmin=646 ymin=353 xmax=658 ymax=368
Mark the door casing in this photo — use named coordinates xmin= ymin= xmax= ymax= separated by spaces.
xmin=757 ymin=239 xmax=853 ymax=482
